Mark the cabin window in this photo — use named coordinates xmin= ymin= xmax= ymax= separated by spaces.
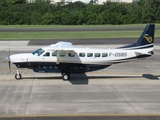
xmin=102 ymin=53 xmax=108 ymax=57
xmin=79 ymin=53 xmax=85 ymax=57
xmin=60 ymin=52 xmax=65 ymax=57
xmin=52 ymin=51 xmax=57 ymax=56
xmin=95 ymin=53 xmax=100 ymax=57
xmin=87 ymin=53 xmax=93 ymax=57
xmin=32 ymin=48 xmax=45 ymax=56
xmin=69 ymin=53 xmax=75 ymax=57
xmin=43 ymin=52 xmax=50 ymax=57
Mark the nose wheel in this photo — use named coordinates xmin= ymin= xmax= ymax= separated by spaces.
xmin=15 ymin=73 xmax=22 ymax=80
xmin=15 ymin=70 xmax=22 ymax=80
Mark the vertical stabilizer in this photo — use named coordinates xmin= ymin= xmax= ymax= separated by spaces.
xmin=119 ymin=24 xmax=155 ymax=49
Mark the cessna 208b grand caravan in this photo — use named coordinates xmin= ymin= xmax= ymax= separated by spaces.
xmin=8 ymin=24 xmax=155 ymax=80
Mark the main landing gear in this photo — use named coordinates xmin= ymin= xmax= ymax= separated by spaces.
xmin=15 ymin=70 xmax=22 ymax=80
xmin=62 ymin=72 xmax=70 ymax=80
xmin=14 ymin=69 xmax=70 ymax=80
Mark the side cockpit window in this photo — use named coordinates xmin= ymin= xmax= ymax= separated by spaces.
xmin=32 ymin=48 xmax=45 ymax=56
xmin=43 ymin=52 xmax=50 ymax=57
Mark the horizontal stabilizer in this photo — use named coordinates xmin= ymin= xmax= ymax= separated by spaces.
xmin=135 ymin=51 xmax=153 ymax=56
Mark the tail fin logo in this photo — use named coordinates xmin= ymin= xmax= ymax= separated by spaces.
xmin=144 ymin=36 xmax=152 ymax=43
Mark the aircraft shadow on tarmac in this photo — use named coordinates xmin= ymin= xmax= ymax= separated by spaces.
xmin=142 ymin=74 xmax=159 ymax=80
xmin=21 ymin=73 xmax=159 ymax=85
xmin=22 ymin=77 xmax=89 ymax=85
xmin=22 ymin=73 xmax=89 ymax=85
xmin=87 ymin=74 xmax=159 ymax=80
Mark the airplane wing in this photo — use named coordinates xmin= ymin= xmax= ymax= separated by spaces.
xmin=50 ymin=41 xmax=74 ymax=49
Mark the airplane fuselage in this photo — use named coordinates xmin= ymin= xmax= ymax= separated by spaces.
xmin=10 ymin=46 xmax=153 ymax=73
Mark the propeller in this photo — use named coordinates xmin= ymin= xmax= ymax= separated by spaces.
xmin=5 ymin=47 xmax=11 ymax=73
xmin=8 ymin=47 xmax=11 ymax=72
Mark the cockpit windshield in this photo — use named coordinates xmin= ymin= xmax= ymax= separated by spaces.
xmin=32 ymin=48 xmax=45 ymax=56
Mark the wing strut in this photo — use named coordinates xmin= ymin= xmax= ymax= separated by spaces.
xmin=56 ymin=50 xmax=60 ymax=64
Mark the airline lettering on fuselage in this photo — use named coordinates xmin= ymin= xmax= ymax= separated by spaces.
xmin=144 ymin=36 xmax=152 ymax=43
xmin=109 ymin=52 xmax=127 ymax=57
xmin=115 ymin=52 xmax=127 ymax=57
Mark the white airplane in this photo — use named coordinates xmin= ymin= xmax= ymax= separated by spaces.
xmin=8 ymin=24 xmax=155 ymax=80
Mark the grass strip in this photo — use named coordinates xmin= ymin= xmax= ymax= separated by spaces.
xmin=0 ymin=30 xmax=159 ymax=40
xmin=0 ymin=24 xmax=160 ymax=28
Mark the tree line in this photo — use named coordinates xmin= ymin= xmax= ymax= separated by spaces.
xmin=0 ymin=0 xmax=159 ymax=25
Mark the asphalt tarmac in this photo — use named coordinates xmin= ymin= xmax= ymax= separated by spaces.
xmin=0 ymin=26 xmax=148 ymax=32
xmin=0 ymin=41 xmax=160 ymax=119
xmin=28 ymin=38 xmax=160 ymax=45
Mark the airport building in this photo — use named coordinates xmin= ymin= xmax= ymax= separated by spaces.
xmin=26 ymin=0 xmax=139 ymax=5
xmin=96 ymin=0 xmax=138 ymax=5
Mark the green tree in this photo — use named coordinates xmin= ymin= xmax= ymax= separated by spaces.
xmin=7 ymin=0 xmax=26 ymax=4
xmin=41 ymin=12 xmax=54 ymax=24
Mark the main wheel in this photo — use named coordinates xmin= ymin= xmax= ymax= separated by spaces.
xmin=15 ymin=73 xmax=22 ymax=80
xmin=62 ymin=72 xmax=70 ymax=80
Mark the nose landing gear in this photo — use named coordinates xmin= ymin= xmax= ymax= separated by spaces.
xmin=15 ymin=70 xmax=22 ymax=80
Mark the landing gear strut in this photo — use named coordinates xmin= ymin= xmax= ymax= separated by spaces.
xmin=15 ymin=70 xmax=22 ymax=80
xmin=62 ymin=72 xmax=70 ymax=80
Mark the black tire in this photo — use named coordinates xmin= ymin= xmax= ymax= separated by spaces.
xmin=15 ymin=74 xmax=22 ymax=80
xmin=62 ymin=72 xmax=70 ymax=80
